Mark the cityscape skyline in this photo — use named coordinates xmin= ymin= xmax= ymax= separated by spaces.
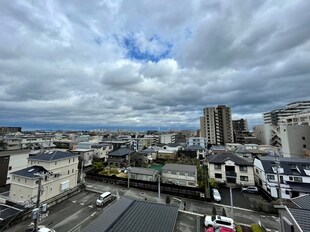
xmin=1 ymin=1 xmax=309 ymax=131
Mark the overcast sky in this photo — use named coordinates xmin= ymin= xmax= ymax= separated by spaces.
xmin=1 ymin=0 xmax=309 ymax=131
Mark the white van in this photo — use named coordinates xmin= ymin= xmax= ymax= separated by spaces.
xmin=96 ymin=192 xmax=112 ymax=206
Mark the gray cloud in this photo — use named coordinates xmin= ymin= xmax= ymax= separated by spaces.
xmin=0 ymin=0 xmax=309 ymax=130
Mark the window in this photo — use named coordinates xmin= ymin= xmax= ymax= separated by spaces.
xmin=25 ymin=179 xmax=27 ymax=183
xmin=294 ymin=177 xmax=302 ymax=182
xmin=9 ymin=166 xmax=12 ymax=170
xmin=7 ymin=177 xmax=10 ymax=180
xmin=302 ymin=136 xmax=305 ymax=140
xmin=4 ymin=157 xmax=9 ymax=162
xmin=303 ymin=165 xmax=310 ymax=170
xmin=289 ymin=176 xmax=293 ymax=181
xmin=267 ymin=175 xmax=275 ymax=181
xmin=69 ymin=159 xmax=71 ymax=163
xmin=239 ymin=166 xmax=248 ymax=172
xmin=72 ymin=169 xmax=74 ymax=173
xmin=68 ymin=170 xmax=70 ymax=175
xmin=215 ymin=173 xmax=222 ymax=179
xmin=214 ymin=164 xmax=221 ymax=170
xmin=255 ymin=169 xmax=259 ymax=174
xmin=303 ymin=144 xmax=307 ymax=148
xmin=240 ymin=176 xmax=249 ymax=181
xmin=55 ymin=161 xmax=57 ymax=165
xmin=18 ymin=178 xmax=20 ymax=182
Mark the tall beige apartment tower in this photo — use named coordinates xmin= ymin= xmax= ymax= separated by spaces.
xmin=200 ymin=105 xmax=234 ymax=145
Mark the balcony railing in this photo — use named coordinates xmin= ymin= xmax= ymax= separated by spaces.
xmin=225 ymin=171 xmax=237 ymax=178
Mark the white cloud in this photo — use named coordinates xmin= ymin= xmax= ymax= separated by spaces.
xmin=0 ymin=0 xmax=309 ymax=130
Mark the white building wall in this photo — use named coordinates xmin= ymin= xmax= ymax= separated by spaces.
xmin=6 ymin=152 xmax=30 ymax=184
xmin=280 ymin=125 xmax=310 ymax=158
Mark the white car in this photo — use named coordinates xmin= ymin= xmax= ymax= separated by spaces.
xmin=204 ymin=215 xmax=235 ymax=230
xmin=212 ymin=189 xmax=221 ymax=202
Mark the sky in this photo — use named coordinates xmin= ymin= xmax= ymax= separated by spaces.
xmin=0 ymin=0 xmax=310 ymax=131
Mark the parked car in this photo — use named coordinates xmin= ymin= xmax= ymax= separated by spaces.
xmin=204 ymin=215 xmax=235 ymax=230
xmin=241 ymin=186 xmax=258 ymax=193
xmin=206 ymin=225 xmax=235 ymax=232
xmin=212 ymin=189 xmax=221 ymax=202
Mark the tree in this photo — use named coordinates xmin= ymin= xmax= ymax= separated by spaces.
xmin=221 ymin=207 xmax=227 ymax=217
xmin=212 ymin=206 xmax=217 ymax=216
xmin=92 ymin=161 xmax=103 ymax=172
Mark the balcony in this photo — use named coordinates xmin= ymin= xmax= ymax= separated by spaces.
xmin=225 ymin=171 xmax=237 ymax=178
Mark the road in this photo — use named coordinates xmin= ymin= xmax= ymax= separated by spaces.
xmin=4 ymin=191 xmax=111 ymax=232
xmin=4 ymin=180 xmax=279 ymax=232
xmin=86 ymin=180 xmax=280 ymax=231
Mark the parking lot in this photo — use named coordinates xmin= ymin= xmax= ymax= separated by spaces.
xmin=217 ymin=186 xmax=271 ymax=210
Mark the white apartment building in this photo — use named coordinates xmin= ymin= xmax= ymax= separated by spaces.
xmin=254 ymin=156 xmax=310 ymax=200
xmin=9 ymin=151 xmax=79 ymax=204
xmin=207 ymin=153 xmax=255 ymax=186
xmin=71 ymin=142 xmax=95 ymax=167
xmin=159 ymin=134 xmax=176 ymax=144
xmin=279 ymin=110 xmax=310 ymax=126
xmin=161 ymin=163 xmax=197 ymax=187
xmin=186 ymin=137 xmax=207 ymax=148
xmin=5 ymin=150 xmax=30 ymax=185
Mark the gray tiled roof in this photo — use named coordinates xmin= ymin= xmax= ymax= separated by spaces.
xmin=129 ymin=167 xmax=158 ymax=176
xmin=108 ymin=148 xmax=134 ymax=157
xmin=162 ymin=163 xmax=197 ymax=173
xmin=11 ymin=166 xmax=49 ymax=178
xmin=257 ymin=156 xmax=310 ymax=176
xmin=288 ymin=208 xmax=310 ymax=231
xmin=83 ymin=197 xmax=179 ymax=232
xmin=208 ymin=153 xmax=252 ymax=166
xmin=28 ymin=150 xmax=78 ymax=162
xmin=291 ymin=195 xmax=310 ymax=210
xmin=185 ymin=145 xmax=205 ymax=151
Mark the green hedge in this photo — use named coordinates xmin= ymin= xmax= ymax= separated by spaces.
xmin=236 ymin=225 xmax=242 ymax=232
xmin=251 ymin=224 xmax=263 ymax=232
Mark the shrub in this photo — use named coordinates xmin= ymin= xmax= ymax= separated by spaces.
xmin=209 ymin=178 xmax=218 ymax=188
xmin=236 ymin=226 xmax=242 ymax=232
xmin=251 ymin=224 xmax=263 ymax=232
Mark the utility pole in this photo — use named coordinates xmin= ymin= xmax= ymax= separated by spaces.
xmin=158 ymin=175 xmax=160 ymax=198
xmin=127 ymin=153 xmax=131 ymax=189
xmin=230 ymin=186 xmax=233 ymax=215
xmin=33 ymin=174 xmax=43 ymax=232
xmin=275 ymin=156 xmax=282 ymax=205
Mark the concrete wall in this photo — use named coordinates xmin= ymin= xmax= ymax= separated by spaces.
xmin=280 ymin=125 xmax=310 ymax=158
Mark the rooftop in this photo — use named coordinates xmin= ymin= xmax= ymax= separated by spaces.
xmin=208 ymin=153 xmax=252 ymax=166
xmin=291 ymin=194 xmax=310 ymax=210
xmin=83 ymin=197 xmax=178 ymax=232
xmin=108 ymin=148 xmax=134 ymax=157
xmin=288 ymin=207 xmax=310 ymax=232
xmin=162 ymin=163 xmax=197 ymax=173
xmin=28 ymin=150 xmax=78 ymax=162
xmin=129 ymin=167 xmax=158 ymax=176
xmin=11 ymin=165 xmax=49 ymax=178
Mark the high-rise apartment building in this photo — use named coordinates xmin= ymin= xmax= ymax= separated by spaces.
xmin=200 ymin=105 xmax=233 ymax=145
xmin=263 ymin=101 xmax=310 ymax=125
xmin=232 ymin=119 xmax=248 ymax=132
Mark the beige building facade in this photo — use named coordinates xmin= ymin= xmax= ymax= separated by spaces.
xmin=9 ymin=151 xmax=79 ymax=204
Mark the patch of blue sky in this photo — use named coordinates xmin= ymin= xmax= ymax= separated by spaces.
xmin=122 ymin=35 xmax=172 ymax=62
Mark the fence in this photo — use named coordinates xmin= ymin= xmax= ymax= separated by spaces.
xmin=86 ymin=172 xmax=205 ymax=201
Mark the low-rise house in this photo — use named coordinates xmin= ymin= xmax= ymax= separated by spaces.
xmin=161 ymin=163 xmax=197 ymax=187
xmin=107 ymin=148 xmax=134 ymax=168
xmin=157 ymin=149 xmax=178 ymax=160
xmin=207 ymin=153 xmax=255 ymax=186
xmin=209 ymin=145 xmax=228 ymax=155
xmin=254 ymin=156 xmax=310 ymax=199
xmin=187 ymin=137 xmax=207 ymax=149
xmin=234 ymin=146 xmax=254 ymax=161
xmin=225 ymin=143 xmax=243 ymax=151
xmin=91 ymin=143 xmax=113 ymax=162
xmin=0 ymin=150 xmax=30 ymax=186
xmin=129 ymin=167 xmax=159 ymax=182
xmin=71 ymin=142 xmax=94 ymax=167
xmin=276 ymin=194 xmax=310 ymax=232
xmin=140 ymin=146 xmax=161 ymax=160
xmin=9 ymin=150 xmax=79 ymax=204
xmin=183 ymin=145 xmax=206 ymax=160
